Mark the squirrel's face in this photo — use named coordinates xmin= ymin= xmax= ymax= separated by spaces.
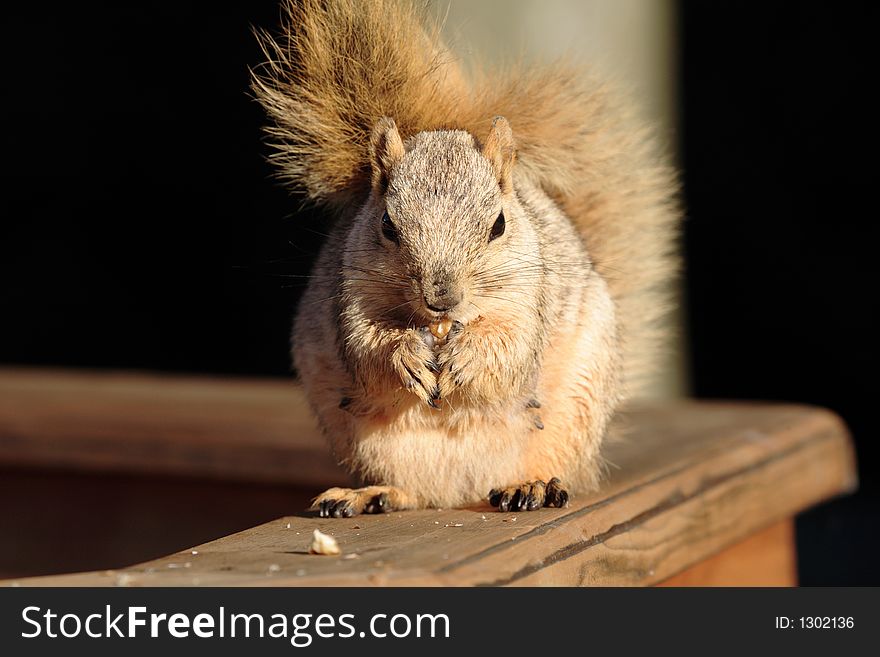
xmin=344 ymin=117 xmax=540 ymax=327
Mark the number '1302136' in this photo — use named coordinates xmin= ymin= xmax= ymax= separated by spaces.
xmin=775 ymin=617 xmax=854 ymax=629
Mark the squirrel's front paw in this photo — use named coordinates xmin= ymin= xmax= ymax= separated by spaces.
xmin=391 ymin=329 xmax=440 ymax=408
xmin=436 ymin=321 xmax=476 ymax=398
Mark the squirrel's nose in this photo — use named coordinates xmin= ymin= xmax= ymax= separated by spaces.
xmin=423 ymin=282 xmax=462 ymax=313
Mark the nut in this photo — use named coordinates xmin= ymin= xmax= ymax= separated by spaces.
xmin=429 ymin=319 xmax=452 ymax=340
xmin=309 ymin=529 xmax=341 ymax=555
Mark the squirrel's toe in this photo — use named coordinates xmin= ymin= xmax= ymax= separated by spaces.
xmin=544 ymin=477 xmax=570 ymax=508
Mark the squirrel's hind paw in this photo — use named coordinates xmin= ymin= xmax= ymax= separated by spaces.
xmin=311 ymin=485 xmax=414 ymax=518
xmin=488 ymin=477 xmax=569 ymax=512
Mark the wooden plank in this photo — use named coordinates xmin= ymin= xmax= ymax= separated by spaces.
xmin=0 ymin=468 xmax=318 ymax=580
xmin=0 ymin=367 xmax=346 ymax=487
xmin=657 ymin=519 xmax=796 ymax=586
xmin=0 ymin=370 xmax=856 ymax=586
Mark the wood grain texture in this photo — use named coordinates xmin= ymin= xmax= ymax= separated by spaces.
xmin=0 ymin=367 xmax=346 ymax=487
xmin=0 ymin=368 xmax=857 ymax=586
xmin=657 ymin=519 xmax=797 ymax=586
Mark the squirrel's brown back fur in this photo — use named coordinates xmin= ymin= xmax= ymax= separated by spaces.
xmin=253 ymin=0 xmax=679 ymax=396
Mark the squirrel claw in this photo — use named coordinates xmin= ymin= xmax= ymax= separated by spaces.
xmin=363 ymin=492 xmax=390 ymax=514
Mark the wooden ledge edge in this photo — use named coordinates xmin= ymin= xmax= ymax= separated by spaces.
xmin=1 ymin=402 xmax=857 ymax=587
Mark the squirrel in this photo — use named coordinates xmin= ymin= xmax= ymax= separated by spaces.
xmin=252 ymin=0 xmax=679 ymax=516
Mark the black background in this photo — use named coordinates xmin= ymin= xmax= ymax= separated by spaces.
xmin=679 ymin=2 xmax=878 ymax=584
xmin=1 ymin=2 xmax=877 ymax=584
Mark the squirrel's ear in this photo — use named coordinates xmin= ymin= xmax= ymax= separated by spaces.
xmin=369 ymin=117 xmax=405 ymax=195
xmin=482 ymin=116 xmax=516 ymax=193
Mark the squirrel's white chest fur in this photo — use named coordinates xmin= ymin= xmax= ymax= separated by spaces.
xmin=349 ymin=404 xmax=536 ymax=508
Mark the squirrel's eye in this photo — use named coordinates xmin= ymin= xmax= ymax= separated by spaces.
xmin=381 ymin=210 xmax=399 ymax=245
xmin=489 ymin=211 xmax=506 ymax=242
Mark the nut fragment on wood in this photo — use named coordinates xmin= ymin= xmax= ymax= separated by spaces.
xmin=309 ymin=529 xmax=341 ymax=555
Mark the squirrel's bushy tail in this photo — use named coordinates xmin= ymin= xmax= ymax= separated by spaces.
xmin=253 ymin=0 xmax=680 ymax=396
xmin=252 ymin=0 xmax=470 ymax=209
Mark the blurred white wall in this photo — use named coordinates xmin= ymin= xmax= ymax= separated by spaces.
xmin=439 ymin=0 xmax=686 ymax=398
xmin=442 ymin=0 xmax=675 ymax=135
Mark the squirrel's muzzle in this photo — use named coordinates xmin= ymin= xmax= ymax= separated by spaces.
xmin=422 ymin=279 xmax=463 ymax=314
